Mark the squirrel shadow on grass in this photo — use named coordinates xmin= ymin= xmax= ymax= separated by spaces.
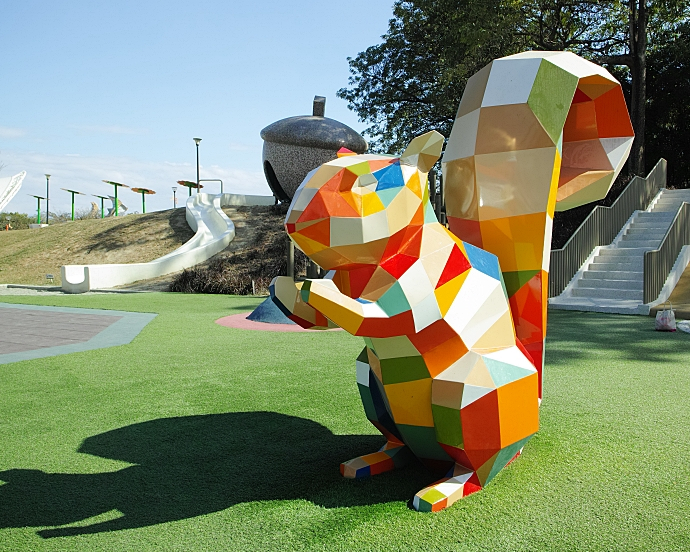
xmin=0 ymin=412 xmax=431 ymax=538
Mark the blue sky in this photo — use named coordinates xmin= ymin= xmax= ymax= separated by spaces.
xmin=1 ymin=1 xmax=394 ymax=215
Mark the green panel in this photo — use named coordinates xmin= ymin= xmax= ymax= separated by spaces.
xmin=484 ymin=434 xmax=533 ymax=486
xmin=502 ymin=269 xmax=540 ymax=298
xmin=348 ymin=162 xmax=373 ymax=176
xmin=380 ymin=355 xmax=429 ymax=384
xmin=377 ymin=281 xmax=411 ymax=317
xmin=432 ymin=404 xmax=463 ymax=447
xmin=356 ymin=347 xmax=369 ymax=364
xmin=484 ymin=357 xmax=535 ymax=387
xmin=357 ymin=382 xmax=378 ymax=422
xmin=527 ymin=59 xmax=579 ymax=144
xmin=397 ymin=424 xmax=453 ymax=461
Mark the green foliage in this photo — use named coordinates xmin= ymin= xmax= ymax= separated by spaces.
xmin=0 ymin=212 xmax=34 ymax=230
xmin=337 ymin=0 xmax=529 ymax=153
xmin=646 ymin=21 xmax=690 ymax=187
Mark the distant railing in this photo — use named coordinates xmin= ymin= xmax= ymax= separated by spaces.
xmin=643 ymin=202 xmax=690 ymax=303
xmin=549 ymin=159 xmax=667 ymax=298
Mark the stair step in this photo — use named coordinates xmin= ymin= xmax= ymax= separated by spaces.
xmin=590 ymin=263 xmax=643 ymax=273
xmin=572 ymin=287 xmax=643 ymax=300
xmin=625 ymin=229 xmax=666 ymax=236
xmin=576 ymin=278 xmax=642 ymax=290
xmin=583 ymin=270 xmax=642 ymax=281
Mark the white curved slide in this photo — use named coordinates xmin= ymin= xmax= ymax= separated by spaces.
xmin=61 ymin=192 xmax=275 ymax=293
xmin=0 ymin=171 xmax=27 ymax=212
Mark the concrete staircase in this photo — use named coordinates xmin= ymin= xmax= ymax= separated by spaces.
xmin=550 ymin=188 xmax=690 ymax=314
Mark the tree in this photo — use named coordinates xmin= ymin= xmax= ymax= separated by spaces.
xmin=337 ymin=0 xmax=529 ymax=153
xmin=339 ymin=0 xmax=690 ymax=178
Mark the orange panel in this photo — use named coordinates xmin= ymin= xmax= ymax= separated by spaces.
xmin=594 ymin=86 xmax=634 ymax=138
xmin=563 ymin=100 xmax=598 ymax=142
xmin=422 ymin=335 xmax=469 ymax=377
xmin=497 ymin=372 xmax=539 ymax=447
xmin=296 ymin=217 xmax=330 ymax=245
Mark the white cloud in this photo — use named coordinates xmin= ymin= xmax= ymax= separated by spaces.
xmin=0 ymin=127 xmax=28 ymax=138
xmin=0 ymin=150 xmax=272 ymax=215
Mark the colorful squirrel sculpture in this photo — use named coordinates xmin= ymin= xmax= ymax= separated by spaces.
xmin=271 ymin=51 xmax=634 ymax=512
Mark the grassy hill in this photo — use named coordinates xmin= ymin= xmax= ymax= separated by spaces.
xmin=0 ymin=205 xmax=301 ymax=290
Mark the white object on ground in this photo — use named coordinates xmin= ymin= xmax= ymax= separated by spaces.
xmin=0 ymin=171 xmax=27 ymax=212
xmin=677 ymin=320 xmax=690 ymax=334
xmin=60 ymin=192 xmax=275 ymax=293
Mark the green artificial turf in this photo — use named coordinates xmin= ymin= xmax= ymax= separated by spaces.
xmin=0 ymin=293 xmax=688 ymax=551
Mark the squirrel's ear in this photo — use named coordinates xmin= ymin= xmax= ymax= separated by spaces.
xmin=400 ymin=131 xmax=445 ymax=173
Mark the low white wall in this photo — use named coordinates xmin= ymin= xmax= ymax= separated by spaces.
xmin=61 ymin=192 xmax=275 ymax=293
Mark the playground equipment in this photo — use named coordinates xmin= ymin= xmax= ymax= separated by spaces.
xmin=131 ymin=187 xmax=156 ymax=214
xmin=61 ymin=188 xmax=87 ymax=220
xmin=261 ymin=96 xmax=367 ymax=202
xmin=93 ymin=195 xmax=109 ymax=218
xmin=28 ymin=194 xmax=47 ymax=225
xmin=177 ymin=180 xmax=203 ymax=196
xmin=61 ymin=192 xmax=274 ymax=292
xmin=0 ymin=171 xmax=27 ymax=212
xmin=102 ymin=181 xmax=129 ymax=216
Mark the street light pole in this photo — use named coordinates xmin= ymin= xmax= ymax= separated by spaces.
xmin=193 ymin=138 xmax=202 ymax=194
xmin=172 ymin=186 xmax=177 ymax=209
xmin=45 ymin=174 xmax=51 ymax=225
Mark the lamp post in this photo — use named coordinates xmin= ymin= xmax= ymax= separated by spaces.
xmin=193 ymin=138 xmax=202 ymax=193
xmin=44 ymin=174 xmax=51 ymax=225
xmin=172 ymin=186 xmax=177 ymax=209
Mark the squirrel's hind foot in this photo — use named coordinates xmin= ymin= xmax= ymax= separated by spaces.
xmin=340 ymin=441 xmax=412 ymax=478
xmin=413 ymin=465 xmax=482 ymax=512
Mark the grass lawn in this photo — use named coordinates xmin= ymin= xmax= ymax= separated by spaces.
xmin=0 ymin=292 xmax=688 ymax=551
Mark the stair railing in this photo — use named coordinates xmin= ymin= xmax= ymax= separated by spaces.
xmin=643 ymin=202 xmax=690 ymax=303
xmin=549 ymin=158 xmax=667 ymax=298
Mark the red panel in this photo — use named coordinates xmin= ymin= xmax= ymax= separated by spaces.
xmin=594 ymin=86 xmax=635 ymax=138
xmin=447 ymin=217 xmax=483 ymax=249
xmin=440 ymin=444 xmax=474 ymax=470
xmin=381 ymin=254 xmax=417 ymax=279
xmin=356 ymin=310 xmax=416 ymax=337
xmin=347 ymin=265 xmax=379 ymax=298
xmin=572 ymin=88 xmax=592 ymax=103
xmin=461 ymin=390 xmax=502 ymax=469
xmin=408 ymin=319 xmax=457 ymax=354
xmin=436 ymin=245 xmax=471 ymax=288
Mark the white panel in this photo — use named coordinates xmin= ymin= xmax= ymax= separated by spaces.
xmin=443 ymin=108 xmax=480 ymax=163
xmin=436 ymin=351 xmax=481 ymax=382
xmin=356 ymin=360 xmax=370 ymax=386
xmin=602 ymin=137 xmax=634 ymax=173
xmin=330 ymin=216 xmax=364 ymax=247
xmin=411 ymin=292 xmax=442 ymax=332
xmin=481 ymin=58 xmax=542 ymax=107
xmin=362 ymin=209 xmax=389 ymax=243
xmin=445 ymin=269 xmax=502 ymax=335
xmin=484 ymin=346 xmax=536 ymax=372
xmin=398 ymin=260 xmax=434 ymax=307
xmin=458 ymin=284 xmax=510 ymax=348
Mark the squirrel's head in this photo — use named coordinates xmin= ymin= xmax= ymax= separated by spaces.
xmin=285 ymin=131 xmax=444 ymax=271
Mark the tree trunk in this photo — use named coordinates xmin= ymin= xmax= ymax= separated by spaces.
xmin=629 ymin=0 xmax=647 ymax=176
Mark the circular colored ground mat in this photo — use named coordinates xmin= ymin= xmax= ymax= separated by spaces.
xmin=215 ymin=312 xmax=341 ymax=332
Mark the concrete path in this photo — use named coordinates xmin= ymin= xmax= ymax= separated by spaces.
xmin=0 ymin=302 xmax=156 ymax=365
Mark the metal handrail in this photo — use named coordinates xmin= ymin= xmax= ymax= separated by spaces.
xmin=549 ymin=159 xmax=667 ymax=297
xmin=643 ymin=202 xmax=690 ymax=303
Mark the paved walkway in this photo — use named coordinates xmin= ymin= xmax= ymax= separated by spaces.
xmin=0 ymin=302 xmax=156 ymax=365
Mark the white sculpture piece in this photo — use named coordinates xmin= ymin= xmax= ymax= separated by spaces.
xmin=0 ymin=171 xmax=27 ymax=212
